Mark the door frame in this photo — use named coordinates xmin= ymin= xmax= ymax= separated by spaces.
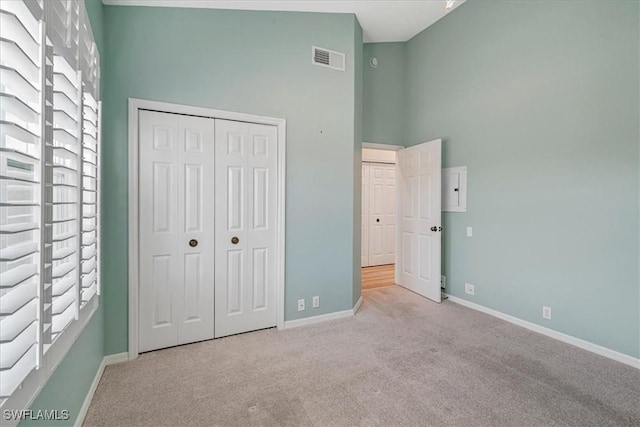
xmin=128 ymin=98 xmax=286 ymax=361
xmin=361 ymin=142 xmax=403 ymax=270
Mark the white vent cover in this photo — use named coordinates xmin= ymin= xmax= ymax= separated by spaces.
xmin=312 ymin=46 xmax=346 ymax=71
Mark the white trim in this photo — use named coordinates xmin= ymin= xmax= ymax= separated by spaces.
xmin=446 ymin=295 xmax=640 ymax=369
xmin=74 ymin=359 xmax=104 ymax=427
xmin=353 ymin=296 xmax=363 ymax=314
xmin=74 ymin=352 xmax=128 ymax=427
xmin=283 ymin=307 xmax=356 ymax=329
xmin=362 ymin=142 xmax=404 ymax=151
xmin=103 ymin=352 xmax=129 ymax=365
xmin=128 ymin=98 xmax=286 ymax=361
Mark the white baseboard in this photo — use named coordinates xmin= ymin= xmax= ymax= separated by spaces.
xmin=283 ymin=301 xmax=362 ymax=329
xmin=446 ymin=295 xmax=640 ymax=370
xmin=353 ymin=296 xmax=363 ymax=314
xmin=74 ymin=353 xmax=128 ymax=427
xmin=103 ymin=352 xmax=129 ymax=365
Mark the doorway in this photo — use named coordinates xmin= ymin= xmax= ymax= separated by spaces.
xmin=360 ymin=141 xmax=443 ymax=302
xmin=361 ymin=145 xmax=399 ymax=291
xmin=128 ymin=99 xmax=286 ymax=359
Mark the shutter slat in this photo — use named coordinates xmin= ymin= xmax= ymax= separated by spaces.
xmin=52 ymin=260 xmax=75 ymax=279
xmin=51 ymin=299 xmax=74 ymax=333
xmin=0 ymin=39 xmax=39 ymax=82
xmin=81 ymin=256 xmax=96 ymax=274
xmin=0 ymin=325 xmax=36 ymax=370
xmin=0 ymin=299 xmax=37 ymax=342
xmin=82 ymin=270 xmax=96 ymax=288
xmin=52 ymin=230 xmax=75 ymax=242
xmin=52 ymin=276 xmax=75 ymax=297
xmin=0 ymin=264 xmax=37 ymax=289
xmin=0 ymin=92 xmax=39 ymax=122
xmin=51 ymin=287 xmax=75 ymax=315
xmin=0 ymin=344 xmax=37 ymax=397
xmin=0 ymin=280 xmax=37 ymax=315
xmin=0 ymin=64 xmax=39 ymax=104
xmin=0 ymin=222 xmax=38 ymax=234
xmin=81 ymin=281 xmax=96 ymax=302
xmin=0 ymin=119 xmax=40 ymax=145
xmin=0 ymin=241 xmax=37 ymax=261
xmin=0 ymin=11 xmax=39 ymax=61
xmin=52 ymin=246 xmax=75 ymax=261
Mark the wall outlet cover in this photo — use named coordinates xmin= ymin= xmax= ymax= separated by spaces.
xmin=465 ymin=283 xmax=475 ymax=295
xmin=441 ymin=275 xmax=446 ymax=289
xmin=312 ymin=296 xmax=320 ymax=308
xmin=543 ymin=306 xmax=551 ymax=320
xmin=298 ymin=299 xmax=305 ymax=311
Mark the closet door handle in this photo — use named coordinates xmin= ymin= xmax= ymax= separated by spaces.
xmin=376 ymin=218 xmax=380 ymax=223
xmin=231 ymin=236 xmax=239 ymax=245
xmin=189 ymin=239 xmax=198 ymax=247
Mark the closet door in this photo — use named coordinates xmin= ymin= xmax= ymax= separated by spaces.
xmin=138 ymin=111 xmax=215 ymax=353
xmin=361 ymin=164 xmax=370 ymax=267
xmin=214 ymin=119 xmax=278 ymax=338
xmin=367 ymin=163 xmax=396 ymax=266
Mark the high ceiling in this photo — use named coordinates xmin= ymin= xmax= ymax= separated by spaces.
xmin=101 ymin=0 xmax=466 ymax=43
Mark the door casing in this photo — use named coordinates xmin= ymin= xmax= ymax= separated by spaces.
xmin=128 ymin=98 xmax=286 ymax=361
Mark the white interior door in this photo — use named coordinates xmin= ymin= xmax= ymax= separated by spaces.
xmin=215 ymin=119 xmax=278 ymax=338
xmin=361 ymin=164 xmax=370 ymax=267
xmin=367 ymin=163 xmax=396 ymax=266
xmin=138 ymin=111 xmax=215 ymax=353
xmin=396 ymin=139 xmax=442 ymax=302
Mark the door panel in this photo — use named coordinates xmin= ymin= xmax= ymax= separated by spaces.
xmin=366 ymin=163 xmax=396 ymax=266
xmin=215 ymin=119 xmax=278 ymax=338
xmin=139 ymin=111 xmax=215 ymax=353
xmin=396 ymin=140 xmax=441 ymax=302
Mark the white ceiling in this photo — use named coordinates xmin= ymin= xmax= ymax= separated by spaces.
xmin=101 ymin=0 xmax=466 ymax=42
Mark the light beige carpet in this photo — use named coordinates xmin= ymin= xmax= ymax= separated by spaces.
xmin=85 ymin=286 xmax=640 ymax=426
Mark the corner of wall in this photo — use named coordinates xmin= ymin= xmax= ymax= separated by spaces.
xmin=353 ymin=16 xmax=364 ymax=307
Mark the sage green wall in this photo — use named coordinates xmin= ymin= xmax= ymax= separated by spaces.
xmin=353 ymin=18 xmax=363 ymax=306
xmin=362 ymin=42 xmax=405 ymax=146
xmin=24 ymin=1 xmax=105 ymax=424
xmin=402 ymin=0 xmax=639 ymax=357
xmin=102 ymin=6 xmax=360 ymax=354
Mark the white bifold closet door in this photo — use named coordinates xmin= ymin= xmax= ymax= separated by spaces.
xmin=214 ymin=119 xmax=278 ymax=338
xmin=138 ymin=111 xmax=215 ymax=353
xmin=362 ymin=163 xmax=396 ymax=267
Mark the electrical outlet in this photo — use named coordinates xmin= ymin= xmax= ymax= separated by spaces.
xmin=441 ymin=275 xmax=446 ymax=289
xmin=297 ymin=299 xmax=305 ymax=311
xmin=312 ymin=296 xmax=320 ymax=308
xmin=466 ymin=227 xmax=473 ymax=237
xmin=465 ymin=283 xmax=475 ymax=295
xmin=542 ymin=306 xmax=551 ymax=320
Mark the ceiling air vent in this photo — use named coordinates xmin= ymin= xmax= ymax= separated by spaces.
xmin=312 ymin=46 xmax=346 ymax=71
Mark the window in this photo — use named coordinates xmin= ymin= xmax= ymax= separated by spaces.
xmin=0 ymin=0 xmax=100 ymax=413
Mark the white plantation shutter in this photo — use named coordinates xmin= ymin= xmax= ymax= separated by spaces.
xmin=0 ymin=0 xmax=101 ymax=411
xmin=50 ymin=54 xmax=80 ymax=340
xmin=80 ymin=91 xmax=98 ymax=304
xmin=47 ymin=0 xmax=80 ymax=70
xmin=0 ymin=0 xmax=43 ymax=399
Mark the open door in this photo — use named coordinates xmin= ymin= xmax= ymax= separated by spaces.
xmin=395 ymin=139 xmax=442 ymax=302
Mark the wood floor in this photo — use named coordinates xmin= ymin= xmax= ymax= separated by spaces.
xmin=361 ymin=264 xmax=396 ymax=290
